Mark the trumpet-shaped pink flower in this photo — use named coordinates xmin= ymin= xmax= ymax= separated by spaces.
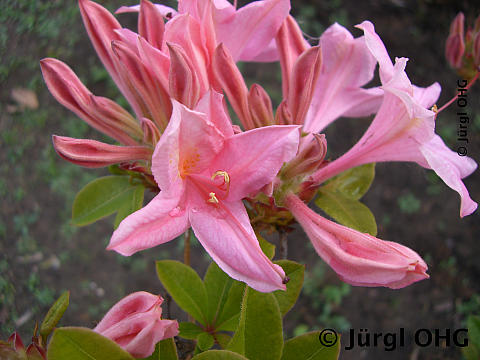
xmin=117 ymin=0 xmax=290 ymax=62
xmin=303 ymin=23 xmax=383 ymax=133
xmin=286 ymin=194 xmax=429 ymax=288
xmin=94 ymin=291 xmax=178 ymax=358
xmin=311 ymin=21 xmax=477 ymax=217
xmin=108 ymin=92 xmax=300 ymax=292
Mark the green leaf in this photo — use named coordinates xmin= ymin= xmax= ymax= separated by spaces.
xmin=463 ymin=344 xmax=480 ymax=360
xmin=197 ymin=333 xmax=215 ymax=351
xmin=47 ymin=327 xmax=134 ymax=360
xmin=216 ymin=333 xmax=232 ymax=349
xmin=281 ymin=331 xmax=340 ymax=360
xmin=204 ymin=262 xmax=234 ymax=326
xmin=140 ymin=338 xmax=178 ymax=360
xmin=227 ymin=287 xmax=283 ymax=360
xmin=156 ymin=260 xmax=209 ymax=324
xmin=72 ymin=176 xmax=140 ymax=226
xmin=215 ymin=281 xmax=245 ymax=331
xmin=40 ymin=291 xmax=69 ymax=340
xmin=257 ymin=233 xmax=275 ymax=260
xmin=114 ymin=184 xmax=145 ymax=228
xmin=323 ymin=163 xmax=375 ymax=200
xmin=315 ymin=188 xmax=377 ymax=236
xmin=179 ymin=322 xmax=204 ymax=340
xmin=273 ymin=261 xmax=304 ymax=316
xmin=192 ymin=350 xmax=249 ymax=360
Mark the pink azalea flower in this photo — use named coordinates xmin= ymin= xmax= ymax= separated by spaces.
xmin=286 ymin=194 xmax=429 ymax=289
xmin=108 ymin=92 xmax=300 ymax=292
xmin=94 ymin=291 xmax=178 ymax=358
xmin=310 ymin=21 xmax=477 ymax=217
xmin=117 ymin=0 xmax=290 ymax=61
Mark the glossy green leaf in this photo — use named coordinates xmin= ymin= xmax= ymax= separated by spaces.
xmin=47 ymin=327 xmax=134 ymax=360
xmin=114 ymin=184 xmax=145 ymax=228
xmin=140 ymin=338 xmax=178 ymax=360
xmin=179 ymin=322 xmax=204 ymax=340
xmin=323 ymin=163 xmax=375 ymax=200
xmin=281 ymin=331 xmax=340 ymax=360
xmin=197 ymin=333 xmax=215 ymax=351
xmin=72 ymin=176 xmax=140 ymax=226
xmin=273 ymin=261 xmax=304 ymax=316
xmin=227 ymin=287 xmax=283 ymax=360
xmin=215 ymin=281 xmax=245 ymax=331
xmin=156 ymin=260 xmax=208 ymax=324
xmin=40 ymin=291 xmax=69 ymax=340
xmin=315 ymin=188 xmax=377 ymax=236
xmin=204 ymin=262 xmax=234 ymax=326
xmin=257 ymin=233 xmax=275 ymax=260
xmin=192 ymin=350 xmax=249 ymax=360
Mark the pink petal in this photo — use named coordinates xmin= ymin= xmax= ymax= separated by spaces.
xmin=420 ymin=135 xmax=478 ymax=217
xmin=195 ymin=91 xmax=234 ymax=137
xmin=107 ymin=188 xmax=189 ymax=256
xmin=286 ymin=195 xmax=428 ymax=289
xmin=52 ymin=136 xmax=151 ymax=168
xmin=189 ymin=200 xmax=286 ymax=292
xmin=303 ymin=23 xmax=380 ymax=133
xmin=212 ymin=125 xmax=300 ymax=200
xmin=139 ymin=0 xmax=165 ymax=49
xmin=217 ymin=0 xmax=290 ymax=62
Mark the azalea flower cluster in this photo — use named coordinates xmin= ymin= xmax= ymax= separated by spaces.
xmin=41 ymin=1 xmax=477 ymax=353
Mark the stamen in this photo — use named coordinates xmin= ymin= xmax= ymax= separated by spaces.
xmin=207 ymin=192 xmax=219 ymax=204
xmin=211 ymin=170 xmax=231 ymax=198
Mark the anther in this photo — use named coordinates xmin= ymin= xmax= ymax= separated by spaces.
xmin=207 ymin=192 xmax=219 ymax=204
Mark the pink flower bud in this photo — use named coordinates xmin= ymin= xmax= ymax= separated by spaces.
xmin=282 ymin=133 xmax=327 ymax=178
xmin=40 ymin=58 xmax=139 ymax=145
xmin=445 ymin=12 xmax=465 ymax=69
xmin=168 ymin=43 xmax=201 ymax=108
xmin=248 ymin=84 xmax=274 ymax=127
xmin=139 ymin=0 xmax=165 ymax=50
xmin=276 ymin=15 xmax=310 ymax=97
xmin=52 ymin=136 xmax=152 ymax=168
xmin=275 ymin=100 xmax=293 ymax=125
xmin=141 ymin=117 xmax=161 ymax=146
xmin=288 ymin=46 xmax=322 ymax=125
xmin=286 ymin=195 xmax=429 ymax=289
xmin=94 ymin=292 xmax=178 ymax=358
xmin=212 ymin=43 xmax=253 ymax=129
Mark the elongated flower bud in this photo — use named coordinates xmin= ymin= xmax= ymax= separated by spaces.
xmin=52 ymin=136 xmax=152 ymax=168
xmin=282 ymin=133 xmax=327 ymax=179
xmin=288 ymin=46 xmax=322 ymax=125
xmin=213 ymin=43 xmax=253 ymax=129
xmin=40 ymin=58 xmax=138 ymax=145
xmin=168 ymin=43 xmax=201 ymax=108
xmin=276 ymin=15 xmax=310 ymax=97
xmin=139 ymin=0 xmax=165 ymax=50
xmin=286 ymin=194 xmax=429 ymax=288
xmin=248 ymin=84 xmax=274 ymax=127
xmin=445 ymin=12 xmax=465 ymax=69
xmin=275 ymin=99 xmax=293 ymax=125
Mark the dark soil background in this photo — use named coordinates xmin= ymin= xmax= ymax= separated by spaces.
xmin=1 ymin=1 xmax=479 ymax=359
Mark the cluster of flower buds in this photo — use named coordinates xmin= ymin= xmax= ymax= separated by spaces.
xmin=445 ymin=12 xmax=480 ymax=79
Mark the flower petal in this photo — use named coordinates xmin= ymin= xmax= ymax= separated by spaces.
xmin=420 ymin=135 xmax=478 ymax=217
xmin=189 ymin=200 xmax=286 ymax=292
xmin=212 ymin=125 xmax=300 ymax=200
xmin=107 ymin=187 xmax=188 ymax=256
